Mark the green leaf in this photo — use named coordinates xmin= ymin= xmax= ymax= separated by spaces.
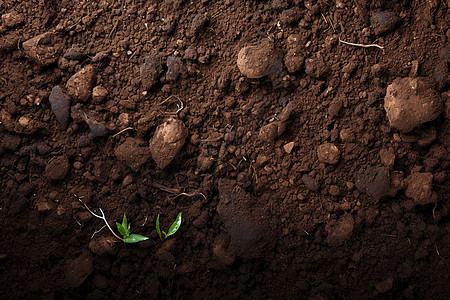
xmin=116 ymin=222 xmax=127 ymax=238
xmin=156 ymin=214 xmax=162 ymax=240
xmin=122 ymin=214 xmax=130 ymax=236
xmin=124 ymin=234 xmax=149 ymax=243
xmin=166 ymin=212 xmax=182 ymax=238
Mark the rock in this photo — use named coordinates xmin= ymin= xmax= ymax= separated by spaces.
xmin=405 ymin=172 xmax=436 ymax=205
xmin=379 ymin=148 xmax=395 ymax=169
xmin=66 ymin=65 xmax=96 ymax=102
xmin=165 ymin=56 xmax=182 ymax=81
xmin=302 ymin=174 xmax=319 ymax=192
xmin=237 ymin=39 xmax=279 ymax=79
xmin=149 ymin=118 xmax=188 ymax=169
xmin=217 ymin=179 xmax=274 ymax=260
xmin=1 ymin=11 xmax=24 ymax=28
xmin=45 ymin=156 xmax=70 ymax=181
xmin=283 ymin=141 xmax=295 ymax=154
xmin=0 ymin=109 xmax=15 ymax=132
xmin=82 ymin=114 xmax=108 ymax=139
xmin=284 ymin=49 xmax=304 ymax=73
xmin=305 ymin=56 xmax=328 ymax=78
xmin=49 ymin=86 xmax=71 ymax=128
xmin=89 ymin=237 xmax=115 ymax=256
xmin=22 ymin=32 xmax=61 ymax=66
xmin=355 ymin=166 xmax=390 ymax=198
xmin=258 ymin=102 xmax=295 ymax=141
xmin=375 ymin=277 xmax=394 ymax=294
xmin=63 ymin=47 xmax=85 ymax=60
xmin=317 ymin=143 xmax=340 ymax=164
xmin=0 ymin=33 xmax=20 ymax=53
xmin=370 ymin=11 xmax=399 ymax=36
xmin=115 ymin=138 xmax=150 ymax=172
xmin=384 ymin=77 xmax=443 ymax=133
xmin=328 ymin=98 xmax=343 ymax=118
xmin=188 ymin=13 xmax=209 ymax=38
xmin=326 ymin=213 xmax=354 ymax=246
xmin=140 ymin=54 xmax=163 ymax=90
xmin=64 ymin=251 xmax=93 ymax=288
xmin=92 ymin=86 xmax=108 ymax=103
xmin=279 ymin=7 xmax=300 ymax=26
xmin=329 ymin=185 xmax=340 ymax=196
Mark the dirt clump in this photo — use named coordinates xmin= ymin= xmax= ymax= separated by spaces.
xmin=384 ymin=77 xmax=443 ymax=133
xmin=45 ymin=156 xmax=70 ymax=181
xmin=115 ymin=137 xmax=150 ymax=172
xmin=66 ymin=65 xmax=96 ymax=103
xmin=326 ymin=213 xmax=355 ymax=246
xmin=237 ymin=39 xmax=280 ymax=79
xmin=22 ymin=32 xmax=61 ymax=66
xmin=317 ymin=143 xmax=340 ymax=164
xmin=405 ymin=172 xmax=437 ymax=205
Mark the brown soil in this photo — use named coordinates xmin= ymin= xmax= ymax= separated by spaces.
xmin=1 ymin=0 xmax=449 ymax=299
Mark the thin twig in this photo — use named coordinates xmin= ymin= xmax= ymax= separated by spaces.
xmin=78 ymin=199 xmax=123 ymax=241
xmin=112 ymin=127 xmax=134 ymax=137
xmin=339 ymin=35 xmax=384 ymax=49
xmin=91 ymin=225 xmax=107 ymax=239
xmin=160 ymin=95 xmax=184 ymax=114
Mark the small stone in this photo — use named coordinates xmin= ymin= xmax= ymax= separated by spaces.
xmin=405 ymin=172 xmax=436 ymax=205
xmin=115 ymin=138 xmax=150 ymax=172
xmin=329 ymin=185 xmax=340 ymax=196
xmin=370 ymin=11 xmax=399 ymax=36
xmin=63 ymin=47 xmax=85 ymax=60
xmin=375 ymin=277 xmax=394 ymax=294
xmin=22 ymin=32 xmax=61 ymax=66
xmin=64 ymin=251 xmax=93 ymax=288
xmin=92 ymin=86 xmax=108 ymax=103
xmin=355 ymin=166 xmax=390 ymax=198
xmin=45 ymin=156 xmax=70 ymax=181
xmin=326 ymin=213 xmax=354 ymax=246
xmin=283 ymin=142 xmax=295 ymax=154
xmin=317 ymin=143 xmax=340 ymax=164
xmin=165 ymin=56 xmax=182 ymax=81
xmin=66 ymin=65 xmax=96 ymax=102
xmin=237 ymin=39 xmax=278 ymax=79
xmin=302 ymin=174 xmax=319 ymax=192
xmin=379 ymin=148 xmax=395 ymax=169
xmin=188 ymin=13 xmax=209 ymax=37
xmin=1 ymin=11 xmax=25 ymax=28
xmin=49 ymin=86 xmax=71 ymax=128
xmin=384 ymin=77 xmax=443 ymax=133
xmin=149 ymin=118 xmax=188 ymax=169
xmin=140 ymin=54 xmax=163 ymax=90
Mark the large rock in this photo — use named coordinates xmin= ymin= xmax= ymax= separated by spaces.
xmin=237 ymin=39 xmax=279 ymax=79
xmin=149 ymin=118 xmax=188 ymax=169
xmin=49 ymin=86 xmax=71 ymax=128
xmin=384 ymin=77 xmax=443 ymax=133
xmin=115 ymin=138 xmax=150 ymax=171
xmin=66 ymin=65 xmax=96 ymax=103
xmin=405 ymin=172 xmax=436 ymax=205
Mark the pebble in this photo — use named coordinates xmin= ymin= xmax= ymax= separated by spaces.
xmin=237 ymin=39 xmax=278 ymax=79
xmin=379 ymin=148 xmax=395 ymax=169
xmin=317 ymin=143 xmax=340 ymax=164
xmin=1 ymin=11 xmax=24 ymax=28
xmin=66 ymin=65 xmax=96 ymax=102
xmin=283 ymin=142 xmax=295 ymax=154
xmin=165 ymin=56 xmax=182 ymax=81
xmin=49 ymin=86 xmax=71 ymax=128
xmin=370 ymin=11 xmax=399 ymax=36
xmin=149 ymin=118 xmax=188 ymax=169
xmin=405 ymin=172 xmax=436 ymax=205
xmin=22 ymin=32 xmax=61 ymax=66
xmin=83 ymin=114 xmax=108 ymax=139
xmin=384 ymin=77 xmax=443 ymax=133
xmin=64 ymin=251 xmax=93 ymax=288
xmin=114 ymin=138 xmax=150 ymax=172
xmin=326 ymin=213 xmax=354 ymax=246
xmin=63 ymin=47 xmax=85 ymax=60
xmin=91 ymin=85 xmax=108 ymax=103
xmin=375 ymin=277 xmax=394 ymax=294
xmin=188 ymin=13 xmax=209 ymax=38
xmin=302 ymin=174 xmax=319 ymax=192
xmin=140 ymin=54 xmax=163 ymax=90
xmin=355 ymin=166 xmax=390 ymax=198
xmin=45 ymin=156 xmax=70 ymax=181
xmin=329 ymin=185 xmax=340 ymax=196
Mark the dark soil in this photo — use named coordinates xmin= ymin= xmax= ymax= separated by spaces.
xmin=1 ymin=0 xmax=449 ymax=299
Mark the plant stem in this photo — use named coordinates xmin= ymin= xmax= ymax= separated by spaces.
xmin=79 ymin=200 xmax=124 ymax=241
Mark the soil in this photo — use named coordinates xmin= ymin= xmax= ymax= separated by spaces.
xmin=1 ymin=0 xmax=449 ymax=299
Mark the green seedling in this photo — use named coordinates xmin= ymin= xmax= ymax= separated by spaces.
xmin=156 ymin=212 xmax=182 ymax=240
xmin=116 ymin=214 xmax=149 ymax=243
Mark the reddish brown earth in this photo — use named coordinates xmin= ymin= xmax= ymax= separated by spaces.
xmin=1 ymin=0 xmax=449 ymax=299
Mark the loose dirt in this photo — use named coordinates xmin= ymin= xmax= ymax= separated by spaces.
xmin=1 ymin=0 xmax=449 ymax=299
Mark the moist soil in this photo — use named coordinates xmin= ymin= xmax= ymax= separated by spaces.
xmin=1 ymin=1 xmax=449 ymax=299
